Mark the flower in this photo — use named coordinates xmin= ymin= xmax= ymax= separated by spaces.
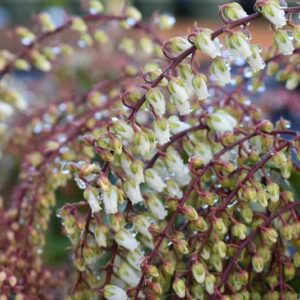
xmin=145 ymin=168 xmax=166 ymax=192
xmin=168 ymin=116 xmax=190 ymax=134
xmin=0 ymin=102 xmax=13 ymax=118
xmin=173 ymin=278 xmax=186 ymax=298
xmin=145 ymin=87 xmax=166 ymax=117
xmin=153 ymin=118 xmax=170 ymax=145
xmin=274 ymin=30 xmax=294 ymax=56
xmin=205 ymin=274 xmax=216 ymax=295
xmin=192 ymin=74 xmax=210 ymax=100
xmin=252 ymin=255 xmax=264 ymax=273
xmin=168 ymin=36 xmax=191 ymax=56
xmin=210 ymin=58 xmax=231 ymax=86
xmin=103 ymin=186 xmax=118 ymax=214
xmin=208 ymin=109 xmax=237 ymax=133
xmin=127 ymin=248 xmax=144 ymax=270
xmin=194 ymin=29 xmax=222 ymax=59
xmin=133 ymin=215 xmax=152 ymax=239
xmin=124 ymin=179 xmax=143 ymax=204
xmin=115 ymin=228 xmax=139 ymax=251
xmin=130 ymin=160 xmax=145 ymax=184
xmin=226 ymin=31 xmax=251 ymax=59
xmin=192 ymin=262 xmax=206 ymax=283
xmin=133 ymin=130 xmax=150 ymax=156
xmin=247 ymin=45 xmax=265 ymax=73
xmin=193 ymin=142 xmax=213 ymax=164
xmin=258 ymin=0 xmax=287 ymax=29
xmin=146 ymin=195 xmax=167 ymax=220
xmin=117 ymin=262 xmax=141 ymax=287
xmin=84 ymin=186 xmax=101 ymax=213
xmin=112 ymin=119 xmax=134 ymax=141
xmin=171 ymin=94 xmax=191 ymax=115
xmin=166 ymin=179 xmax=183 ymax=199
xmin=221 ymin=2 xmax=248 ymax=21
xmin=104 ymin=285 xmax=128 ymax=300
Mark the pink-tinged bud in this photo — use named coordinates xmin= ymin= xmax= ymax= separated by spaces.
xmin=252 ymin=255 xmax=264 ymax=273
xmin=220 ymin=2 xmax=248 ymax=21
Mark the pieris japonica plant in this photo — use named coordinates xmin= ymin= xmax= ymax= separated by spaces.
xmin=1 ymin=0 xmax=300 ymax=299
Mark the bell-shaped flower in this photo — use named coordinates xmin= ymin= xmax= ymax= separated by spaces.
xmin=194 ymin=29 xmax=222 ymax=59
xmin=112 ymin=119 xmax=134 ymax=141
xmin=247 ymin=45 xmax=265 ymax=73
xmin=226 ymin=31 xmax=251 ymax=59
xmin=114 ymin=228 xmax=139 ymax=251
xmin=258 ymin=0 xmax=287 ymax=29
xmin=104 ymin=285 xmax=128 ymax=300
xmin=127 ymin=248 xmax=144 ymax=270
xmin=117 ymin=262 xmax=141 ymax=287
xmin=133 ymin=215 xmax=152 ymax=240
xmin=193 ymin=142 xmax=213 ymax=164
xmin=192 ymin=74 xmax=209 ymax=100
xmin=153 ymin=118 xmax=170 ymax=145
xmin=146 ymin=195 xmax=168 ymax=220
xmin=166 ymin=179 xmax=183 ymax=199
xmin=168 ymin=77 xmax=189 ymax=102
xmin=145 ymin=87 xmax=165 ymax=117
xmin=171 ymin=94 xmax=191 ymax=115
xmin=103 ymin=185 xmax=119 ymax=214
xmin=274 ymin=30 xmax=294 ymax=56
xmin=208 ymin=109 xmax=237 ymax=133
xmin=130 ymin=160 xmax=144 ymax=184
xmin=221 ymin=2 xmax=248 ymax=21
xmin=210 ymin=58 xmax=231 ymax=86
xmin=205 ymin=273 xmax=216 ymax=295
xmin=90 ymin=223 xmax=108 ymax=247
xmin=124 ymin=178 xmax=143 ymax=204
xmin=192 ymin=262 xmax=206 ymax=284
xmin=167 ymin=36 xmax=191 ymax=56
xmin=133 ymin=130 xmax=150 ymax=156
xmin=168 ymin=116 xmax=190 ymax=134
xmin=84 ymin=186 xmax=101 ymax=214
xmin=145 ymin=168 xmax=166 ymax=192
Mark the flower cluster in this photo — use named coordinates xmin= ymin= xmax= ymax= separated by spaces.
xmin=1 ymin=1 xmax=300 ymax=299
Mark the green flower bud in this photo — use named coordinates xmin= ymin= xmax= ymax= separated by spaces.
xmin=232 ymin=222 xmax=248 ymax=240
xmin=213 ymin=218 xmax=227 ymax=235
xmin=205 ymin=273 xmax=216 ymax=295
xmin=173 ymin=278 xmax=186 ymax=298
xmin=252 ymin=255 xmax=264 ymax=273
xmin=174 ymin=239 xmax=189 ymax=255
xmin=213 ymin=240 xmax=227 ymax=258
xmin=192 ymin=261 xmax=206 ymax=283
xmin=262 ymin=227 xmax=278 ymax=245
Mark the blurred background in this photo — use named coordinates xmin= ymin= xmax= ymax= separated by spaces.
xmin=1 ymin=0 xmax=300 ymax=283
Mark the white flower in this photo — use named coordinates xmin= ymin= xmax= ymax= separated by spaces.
xmin=0 ymin=102 xmax=13 ymax=117
xmin=84 ymin=187 xmax=101 ymax=213
xmin=194 ymin=29 xmax=222 ymax=59
xmin=192 ymin=74 xmax=209 ymax=100
xmin=146 ymin=195 xmax=168 ymax=220
xmin=208 ymin=110 xmax=237 ymax=133
xmin=274 ymin=30 xmax=294 ymax=56
xmin=247 ymin=45 xmax=265 ymax=73
xmin=168 ymin=36 xmax=191 ymax=56
xmin=226 ymin=32 xmax=251 ymax=59
xmin=286 ymin=72 xmax=299 ymax=90
xmin=115 ymin=228 xmax=139 ymax=251
xmin=112 ymin=119 xmax=134 ymax=141
xmin=103 ymin=186 xmax=118 ymax=214
xmin=145 ymin=87 xmax=166 ymax=117
xmin=166 ymin=179 xmax=183 ymax=199
xmin=205 ymin=274 xmax=216 ymax=295
xmin=104 ymin=285 xmax=128 ymax=300
xmin=133 ymin=215 xmax=152 ymax=240
xmin=130 ymin=160 xmax=144 ymax=184
xmin=171 ymin=94 xmax=191 ymax=115
xmin=91 ymin=224 xmax=107 ymax=247
xmin=192 ymin=262 xmax=206 ymax=284
xmin=118 ymin=262 xmax=141 ymax=287
xmin=222 ymin=2 xmax=248 ymax=21
xmin=194 ymin=143 xmax=213 ymax=164
xmin=168 ymin=116 xmax=190 ymax=134
xmin=124 ymin=179 xmax=143 ymax=204
xmin=165 ymin=149 xmax=185 ymax=176
xmin=120 ymin=153 xmax=132 ymax=176
xmin=145 ymin=168 xmax=166 ymax=192
xmin=168 ymin=77 xmax=189 ymax=102
xmin=153 ymin=118 xmax=170 ymax=145
xmin=133 ymin=131 xmax=150 ymax=156
xmin=127 ymin=248 xmax=144 ymax=270
xmin=260 ymin=0 xmax=287 ymax=29
xmin=210 ymin=58 xmax=231 ymax=86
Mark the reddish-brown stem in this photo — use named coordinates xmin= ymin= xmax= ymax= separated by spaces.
xmin=214 ymin=201 xmax=300 ymax=298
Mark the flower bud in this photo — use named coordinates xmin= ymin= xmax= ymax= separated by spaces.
xmin=194 ymin=29 xmax=222 ymax=59
xmin=205 ymin=273 xmax=216 ymax=295
xmin=208 ymin=109 xmax=237 ymax=133
xmin=284 ymin=263 xmax=296 ymax=280
xmin=226 ymin=31 xmax=251 ymax=59
xmin=174 ymin=239 xmax=189 ymax=254
xmin=280 ymin=224 xmax=294 ymax=241
xmin=274 ymin=30 xmax=294 ymax=56
xmin=257 ymin=0 xmax=286 ymax=29
xmin=146 ymin=87 xmax=166 ymax=117
xmin=84 ymin=186 xmax=101 ymax=214
xmin=180 ymin=205 xmax=198 ymax=221
xmin=146 ymin=195 xmax=167 ymax=220
xmin=192 ymin=74 xmax=210 ymax=100
xmin=148 ymin=281 xmax=163 ymax=295
xmin=173 ymin=278 xmax=186 ymax=298
xmin=130 ymin=160 xmax=145 ymax=184
xmin=213 ymin=240 xmax=227 ymax=258
xmin=104 ymin=285 xmax=127 ymax=300
xmin=241 ymin=206 xmax=253 ymax=224
xmin=262 ymin=227 xmax=278 ymax=245
xmin=91 ymin=223 xmax=108 ymax=247
xmin=88 ymin=0 xmax=104 ymax=15
xmin=257 ymin=188 xmax=268 ymax=208
xmin=126 ymin=6 xmax=142 ymax=23
xmin=252 ymin=255 xmax=264 ymax=273
xmin=153 ymin=117 xmax=170 ymax=145
xmin=191 ymin=216 xmax=208 ymax=232
xmin=286 ymin=72 xmax=299 ymax=90
xmin=133 ymin=215 xmax=152 ymax=240
xmin=266 ymin=182 xmax=279 ymax=202
xmin=133 ymin=130 xmax=150 ymax=156
xmin=232 ymin=222 xmax=248 ymax=240
xmin=71 ymin=17 xmax=87 ymax=33
xmin=118 ymin=262 xmax=141 ymax=287
xmin=210 ymin=58 xmax=231 ymax=86
xmin=166 ymin=179 xmax=183 ymax=199
xmin=192 ymin=261 xmax=206 ymax=283
xmin=158 ymin=14 xmax=175 ymax=29
xmin=168 ymin=37 xmax=191 ymax=56
xmin=114 ymin=229 xmax=138 ymax=251
xmin=124 ymin=179 xmax=143 ymax=205
xmin=16 ymin=26 xmax=36 ymax=45
xmin=213 ymin=217 xmax=227 ymax=235
xmin=94 ymin=29 xmax=108 ymax=44
xmin=162 ymin=259 xmax=175 ymax=276
xmin=38 ymin=13 xmax=56 ymax=32
xmin=220 ymin=2 xmax=248 ymax=21
xmin=112 ymin=119 xmax=134 ymax=141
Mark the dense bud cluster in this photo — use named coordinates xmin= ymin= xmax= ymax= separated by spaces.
xmin=1 ymin=0 xmax=300 ymax=299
